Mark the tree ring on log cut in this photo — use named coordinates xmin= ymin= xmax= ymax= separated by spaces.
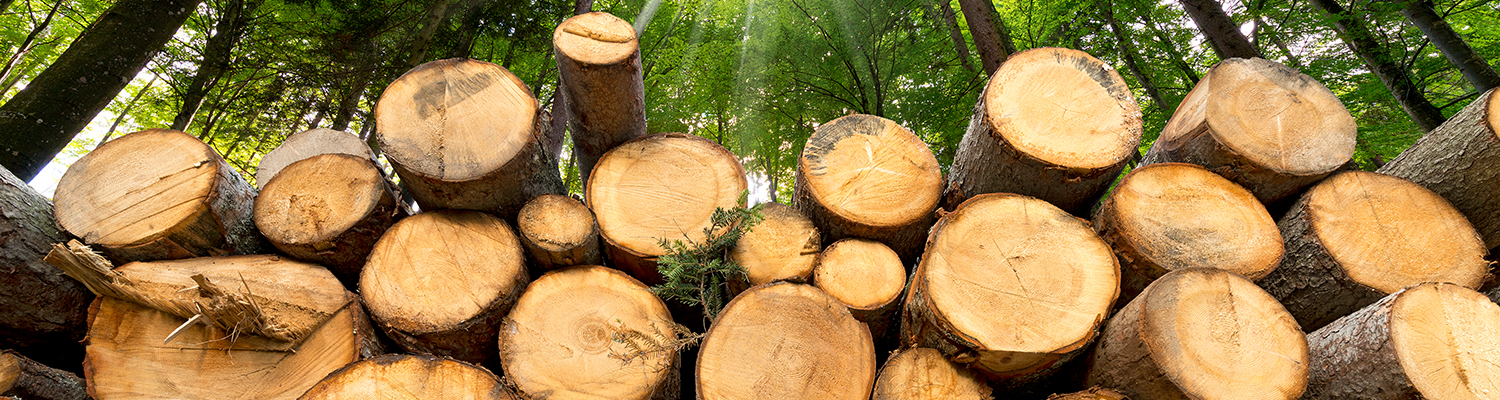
xmin=517 ymin=194 xmax=595 ymax=254
xmin=1391 ymin=283 xmax=1500 ymax=399
xmin=815 ymin=238 xmax=904 ymax=311
xmin=376 ymin=58 xmax=536 ymax=182
xmin=983 ymin=47 xmax=1140 ymax=170
xmin=587 ymin=133 xmax=747 ymax=262
xmin=799 ymin=114 xmax=941 ymax=229
xmin=254 ymin=128 xmax=374 ymax=188
xmin=1490 ymin=88 xmax=1499 ymax=138
xmin=554 ymin=12 xmax=638 ymax=66
xmin=256 ymin=154 xmax=386 ymax=248
xmin=361 ymin=210 xmax=526 ymax=335
xmin=729 ymin=202 xmax=821 ymax=290
xmin=301 ymin=354 xmax=512 ymax=399
xmin=872 ymin=347 xmax=991 ymax=400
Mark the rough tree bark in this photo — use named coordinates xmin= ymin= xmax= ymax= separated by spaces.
xmin=1178 ymin=0 xmax=1261 ymax=60
xmin=0 ymin=0 xmax=63 ymax=91
xmin=0 ymin=350 xmax=86 ymax=400
xmin=1400 ymin=0 xmax=1499 ymax=94
xmin=1310 ymin=0 xmax=1446 ymax=132
xmin=0 ymin=165 xmax=91 ymax=372
xmin=554 ymin=12 xmax=648 ymax=184
xmin=957 ymin=0 xmax=1015 ymax=74
xmin=1377 ymin=89 xmax=1500 ymax=252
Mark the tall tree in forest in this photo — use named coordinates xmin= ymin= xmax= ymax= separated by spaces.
xmin=1178 ymin=0 xmax=1261 ymax=60
xmin=958 ymin=0 xmax=1017 ymax=74
xmin=1310 ymin=0 xmax=1446 ymax=132
xmin=1399 ymin=0 xmax=1499 ymax=93
xmin=0 ymin=0 xmax=201 ymax=181
xmin=931 ymin=0 xmax=976 ymax=73
xmin=1102 ymin=1 xmax=1168 ymax=117
xmin=171 ymin=0 xmax=261 ymax=131
xmin=0 ymin=0 xmax=63 ymax=92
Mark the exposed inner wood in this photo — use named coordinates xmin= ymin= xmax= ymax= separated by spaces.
xmin=361 ymin=210 xmax=526 ymax=335
xmin=54 ymin=128 xmax=218 ymax=247
xmin=517 ymin=194 xmax=595 ymax=253
xmin=376 ymin=58 xmax=536 ymax=181
xmin=554 ymin=12 xmax=637 ymax=66
xmin=301 ymin=354 xmax=512 ymax=399
xmin=256 ymin=154 xmax=385 ymax=245
xmin=253 ymin=128 xmax=375 ymax=188
xmin=588 ymin=133 xmax=747 ymax=258
xmin=1490 ymin=89 xmax=1498 ymax=139
xmin=872 ymin=348 xmax=991 ymax=400
xmin=0 ymin=353 xmax=15 ymax=394
xmin=816 ymin=238 xmax=904 ymax=309
xmin=730 ymin=203 xmax=821 ymax=287
xmin=1391 ymin=283 xmax=1500 ymax=399
xmin=800 ymin=114 xmax=942 ymax=228
xmin=984 ymin=47 xmax=1140 ymax=169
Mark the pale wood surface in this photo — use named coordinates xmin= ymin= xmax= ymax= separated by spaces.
xmin=516 ymin=194 xmax=601 ymax=270
xmin=814 ymin=238 xmax=904 ymax=339
xmin=255 ymin=154 xmax=401 ymax=282
xmin=871 ymin=348 xmax=992 ymax=400
xmin=1380 ymin=88 xmax=1500 ymax=252
xmin=554 ymin=12 xmax=647 ymax=185
xmin=300 ymin=354 xmax=513 ymax=400
xmin=729 ymin=203 xmax=821 ymax=292
xmin=253 ymin=128 xmax=374 ymax=188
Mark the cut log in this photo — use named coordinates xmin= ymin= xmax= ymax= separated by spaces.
xmin=942 ymin=47 xmax=1142 ymax=216
xmin=1046 ymin=387 xmax=1128 ymax=400
xmin=697 ymin=282 xmax=875 ymax=400
xmin=300 ymin=354 xmax=513 ymax=399
xmin=871 ymin=348 xmax=991 ymax=400
xmin=1379 ymin=88 xmax=1500 ymax=252
xmin=795 ymin=114 xmax=942 ymax=261
xmin=0 ymin=165 xmax=91 ymax=367
xmin=253 ymin=128 xmax=375 ymax=188
xmin=361 ymin=210 xmax=528 ymax=365
xmin=375 ymin=58 xmax=563 ymax=218
xmin=1092 ymin=163 xmax=1282 ymax=304
xmin=516 ymin=194 xmax=601 ymax=270
xmin=499 ymin=266 xmax=679 ymax=400
xmin=1086 ymin=268 xmax=1308 ymax=399
xmin=728 ymin=202 xmax=821 ymax=293
xmin=1258 ymin=171 xmax=1489 ymax=331
xmin=0 ymin=350 xmax=86 ymax=400
xmin=587 ymin=132 xmax=747 ymax=283
xmin=54 ymin=128 xmax=264 ymax=263
xmin=902 ymin=193 xmax=1117 ymax=386
xmin=813 ymin=238 xmax=905 ymax=341
xmin=255 ymin=154 xmax=402 ymax=285
xmin=554 ymin=11 xmax=647 ymax=185
xmin=1140 ymin=58 xmax=1357 ymax=205
xmin=1305 ymin=282 xmax=1500 ymax=399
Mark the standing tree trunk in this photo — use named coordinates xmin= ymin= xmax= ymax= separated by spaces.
xmin=554 ymin=12 xmax=648 ymax=184
xmin=403 ymin=0 xmax=454 ymax=70
xmin=0 ymin=165 xmax=91 ymax=372
xmin=1102 ymin=3 xmax=1169 ymax=115
xmin=1135 ymin=5 xmax=1200 ymax=84
xmin=957 ymin=0 xmax=1014 ymax=74
xmin=170 ymin=0 xmax=258 ymax=131
xmin=1310 ymin=0 xmax=1446 ymax=131
xmin=1378 ymin=88 xmax=1500 ymax=252
xmin=1177 ymin=0 xmax=1262 ymax=60
xmin=933 ymin=0 xmax=976 ymax=73
xmin=0 ymin=0 xmax=201 ymax=181
xmin=1401 ymin=0 xmax=1499 ymax=93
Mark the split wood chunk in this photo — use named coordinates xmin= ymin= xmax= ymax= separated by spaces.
xmin=1258 ymin=171 xmax=1489 ymax=331
xmin=814 ymin=238 xmax=905 ymax=340
xmin=795 ymin=114 xmax=942 ymax=260
xmin=516 ymin=194 xmax=601 ymax=270
xmin=1092 ymin=163 xmax=1282 ymax=304
xmin=500 ymin=266 xmax=679 ymax=400
xmin=54 ymin=128 xmax=263 ymax=263
xmin=376 ymin=58 xmax=563 ymax=217
xmin=254 ymin=128 xmax=375 ymax=188
xmin=361 ymin=210 xmax=528 ymax=365
xmin=902 ymin=193 xmax=1117 ymax=385
xmin=0 ymin=165 xmax=91 ymax=361
xmin=554 ymin=12 xmax=647 ymax=185
xmin=872 ymin=348 xmax=991 ymax=400
xmin=728 ymin=202 xmax=821 ymax=293
xmin=943 ymin=47 xmax=1142 ymax=215
xmin=1306 ymin=283 xmax=1500 ymax=399
xmin=1380 ymin=88 xmax=1500 ymax=253
xmin=697 ymin=282 xmax=875 ymax=400
xmin=1047 ymin=387 xmax=1129 ymax=400
xmin=300 ymin=354 xmax=513 ymax=400
xmin=1141 ymin=58 xmax=1356 ymax=205
xmin=0 ymin=350 xmax=86 ymax=400
xmin=255 ymin=154 xmax=402 ymax=284
xmin=1086 ymin=268 xmax=1308 ymax=400
xmin=587 ymin=132 xmax=747 ymax=283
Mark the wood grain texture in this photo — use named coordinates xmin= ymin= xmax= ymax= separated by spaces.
xmin=554 ymin=12 xmax=648 ymax=185
xmin=872 ymin=348 xmax=992 ymax=400
xmin=255 ymin=154 xmax=403 ymax=285
xmin=1379 ymin=88 xmax=1500 ymax=252
xmin=516 ymin=194 xmax=601 ymax=270
xmin=300 ymin=354 xmax=513 ymax=400
xmin=253 ymin=128 xmax=375 ymax=188
xmin=728 ymin=202 xmax=821 ymax=293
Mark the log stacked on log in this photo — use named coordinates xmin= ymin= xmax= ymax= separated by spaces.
xmin=54 ymin=128 xmax=263 ymax=263
xmin=375 ymin=58 xmax=563 ymax=217
xmin=587 ymin=132 xmax=747 ymax=283
xmin=361 ymin=210 xmax=528 ymax=365
xmin=516 ymin=194 xmax=601 ymax=270
xmin=1305 ymin=282 xmax=1500 ymax=399
xmin=814 ymin=238 xmax=905 ymax=341
xmin=0 ymin=350 xmax=86 ymax=400
xmin=1140 ymin=58 xmax=1357 ymax=205
xmin=1046 ymin=388 xmax=1128 ymax=400
xmin=871 ymin=348 xmax=991 ymax=400
xmin=554 ymin=12 xmax=648 ymax=184
xmin=1087 ymin=268 xmax=1308 ymax=399
xmin=1379 ymin=88 xmax=1500 ymax=253
xmin=301 ymin=354 xmax=513 ymax=399
xmin=902 ymin=193 xmax=1117 ymax=386
xmin=1258 ymin=171 xmax=1489 ymax=331
xmin=253 ymin=128 xmax=375 ymax=188
xmin=795 ymin=114 xmax=942 ymax=260
xmin=254 ymin=154 xmax=402 ymax=285
xmin=1092 ymin=163 xmax=1282 ymax=304
xmin=0 ymin=165 xmax=91 ymax=366
xmin=728 ymin=203 xmax=821 ymax=293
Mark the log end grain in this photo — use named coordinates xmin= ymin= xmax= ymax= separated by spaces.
xmin=814 ymin=238 xmax=904 ymax=334
xmin=1390 ymin=283 xmax=1500 ymax=399
xmin=872 ymin=348 xmax=992 ymax=400
xmin=254 ymin=128 xmax=375 ymax=188
xmin=983 ymin=47 xmax=1141 ymax=170
xmin=553 ymin=12 xmax=638 ymax=66
xmin=255 ymin=154 xmax=399 ymax=279
xmin=377 ymin=58 xmax=536 ymax=182
xmin=1046 ymin=387 xmax=1128 ymax=400
xmin=300 ymin=354 xmax=513 ymax=400
xmin=729 ymin=202 xmax=821 ymax=289
xmin=798 ymin=114 xmax=941 ymax=230
xmin=517 ymin=194 xmax=601 ymax=269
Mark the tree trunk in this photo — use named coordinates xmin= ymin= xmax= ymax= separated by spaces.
xmin=1310 ymin=0 xmax=1446 ymax=131
xmin=1377 ymin=88 xmax=1500 ymax=252
xmin=329 ymin=65 xmax=375 ymax=132
xmin=727 ymin=202 xmax=821 ymax=293
xmin=1254 ymin=16 xmax=1306 ymax=69
xmin=403 ymin=0 xmax=454 ymax=70
xmin=1177 ymin=0 xmax=1261 ymax=60
xmin=516 ymin=194 xmax=602 ymax=271
xmin=1140 ymin=58 xmax=1356 ymax=205
xmin=814 ymin=238 xmax=905 ymax=343
xmin=0 ymin=350 xmax=86 ymax=400
xmin=375 ymin=58 xmax=564 ymax=219
xmin=697 ymin=282 xmax=876 ymax=400
xmin=872 ymin=348 xmax=991 ymax=400
xmin=53 ymin=128 xmax=264 ymax=263
xmin=956 ymin=0 xmax=1012 ymax=74
xmin=1136 ymin=7 xmax=1200 ymax=85
xmin=1400 ymin=0 xmax=1499 ymax=93
xmin=903 ymin=193 xmax=1117 ymax=387
xmin=170 ymin=0 xmax=257 ymax=131
xmin=1257 ymin=171 xmax=1489 ymax=332
xmin=0 ymin=165 xmax=91 ymax=370
xmin=361 ymin=210 xmax=528 ymax=366
xmin=0 ymin=0 xmax=201 ymax=181
xmin=99 ymin=73 xmax=159 ymax=146
xmin=587 ymin=133 xmax=747 ymax=284
xmin=254 ymin=128 xmax=376 ymax=187
xmin=0 ymin=0 xmax=63 ymax=91
xmin=499 ymin=266 xmax=679 ymax=400
xmin=302 ymin=354 xmax=514 ymax=399
xmin=1102 ymin=3 xmax=1169 ymax=115
xmin=933 ymin=0 xmax=975 ymax=73
xmin=942 ymin=48 xmax=1141 ymax=216
xmin=1085 ymin=268 xmax=1308 ymax=399
xmin=554 ymin=12 xmax=648 ymax=184
xmin=254 ymin=154 xmax=403 ymax=287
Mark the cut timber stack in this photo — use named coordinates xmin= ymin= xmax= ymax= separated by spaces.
xmin=1140 ymin=58 xmax=1357 ymax=206
xmin=361 ymin=210 xmax=528 ymax=365
xmin=0 ymin=350 xmax=86 ymax=400
xmin=728 ymin=203 xmax=821 ymax=293
xmin=1379 ymin=88 xmax=1500 ymax=254
xmin=1304 ymin=283 xmax=1500 ymax=399
xmin=54 ymin=128 xmax=263 ymax=263
xmin=943 ymin=47 xmax=1142 ymax=216
xmin=254 ymin=154 xmax=402 ymax=285
xmin=516 ymin=194 xmax=601 ymax=270
xmin=253 ymin=128 xmax=376 ymax=187
xmin=301 ymin=354 xmax=513 ymax=399
xmin=1258 ymin=171 xmax=1489 ymax=331
xmin=813 ymin=238 xmax=905 ymax=341
xmin=871 ymin=348 xmax=991 ymax=400
xmin=902 ymin=193 xmax=1117 ymax=387
xmin=587 ymin=132 xmax=747 ymax=283
xmin=499 ymin=266 xmax=679 ymax=400
xmin=1092 ymin=163 xmax=1282 ymax=304
xmin=554 ymin=12 xmax=648 ymax=184
xmin=795 ymin=114 xmax=942 ymax=260
xmin=376 ymin=58 xmax=563 ymax=217
xmin=1086 ymin=268 xmax=1308 ymax=399
xmin=1046 ymin=388 xmax=1128 ymax=400
xmin=697 ymin=282 xmax=875 ymax=400
xmin=0 ymin=165 xmax=91 ymax=366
